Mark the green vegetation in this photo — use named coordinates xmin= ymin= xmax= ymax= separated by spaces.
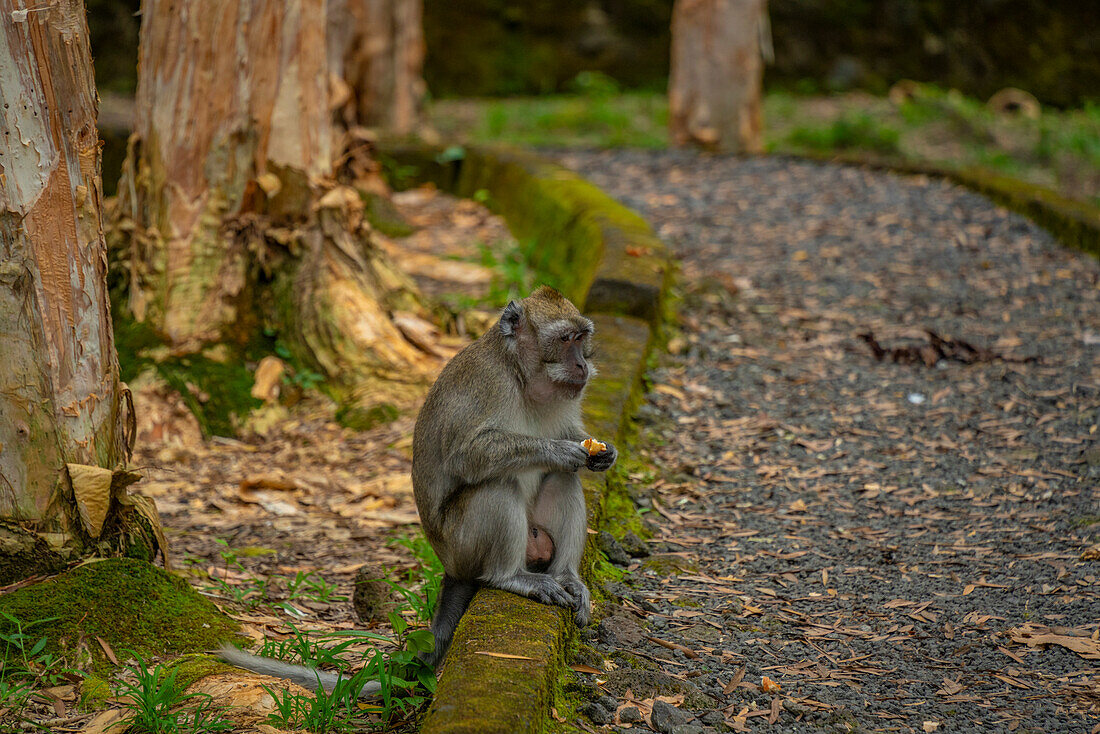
xmin=202 ymin=532 xmax=443 ymax=731
xmin=785 ymin=110 xmax=901 ymax=155
xmin=0 ymin=611 xmax=72 ymax=722
xmin=430 ymin=75 xmax=668 ymax=150
xmin=115 ymin=654 xmax=234 ymax=733
xmin=429 ymin=86 xmax=1100 ymax=206
xmin=181 ymin=540 xmax=346 ymax=611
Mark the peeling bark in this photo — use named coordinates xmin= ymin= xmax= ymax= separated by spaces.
xmin=328 ymin=0 xmax=426 ymax=135
xmin=0 ymin=0 xmax=158 ymax=583
xmin=113 ymin=0 xmax=437 ymax=408
xmin=669 ymin=0 xmax=766 ymax=153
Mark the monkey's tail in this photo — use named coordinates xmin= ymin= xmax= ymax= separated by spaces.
xmin=218 ymin=645 xmax=381 ymax=698
xmin=420 ymin=574 xmax=479 ymax=667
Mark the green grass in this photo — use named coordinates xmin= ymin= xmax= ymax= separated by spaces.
xmin=115 ymin=655 xmax=234 ymax=733
xmin=429 ymin=84 xmax=1100 ymax=206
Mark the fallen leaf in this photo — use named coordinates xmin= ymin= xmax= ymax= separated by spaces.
xmin=570 ymin=664 xmax=602 ymax=674
xmin=723 ymin=666 xmax=746 ymax=694
xmin=250 ymin=356 xmax=285 ymax=402
xmin=1009 ymin=624 xmax=1100 ymax=660
xmin=761 ymin=676 xmax=782 ymax=694
xmin=96 ymin=636 xmax=119 ymax=665
xmin=80 ymin=709 xmax=127 ymax=734
xmin=923 ymin=722 xmax=941 ymax=732
xmin=473 ymin=651 xmax=534 ymax=660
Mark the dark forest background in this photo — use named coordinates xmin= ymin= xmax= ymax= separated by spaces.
xmin=91 ymin=0 xmax=1099 ymax=107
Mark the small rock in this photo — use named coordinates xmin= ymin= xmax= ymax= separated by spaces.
xmin=598 ymin=695 xmax=619 ymax=712
xmin=651 ymin=699 xmax=691 ymax=733
xmin=670 ymin=726 xmax=704 ymax=734
xmin=1083 ymin=446 xmax=1100 ymax=467
xmin=700 ymin=710 xmax=724 ymax=726
xmin=582 ymin=701 xmax=614 ymax=725
xmin=620 ymin=531 xmax=650 ymax=558
xmin=352 ymin=563 xmax=399 ymax=624
xmin=619 ymin=706 xmax=643 ymax=723
xmin=598 ymin=531 xmax=632 ymax=566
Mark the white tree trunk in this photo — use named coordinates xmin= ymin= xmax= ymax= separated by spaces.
xmin=0 ymin=0 xmax=158 ymax=582
xmin=669 ymin=0 xmax=766 ymax=153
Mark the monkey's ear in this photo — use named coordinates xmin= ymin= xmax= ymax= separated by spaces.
xmin=500 ymin=300 xmax=523 ymax=338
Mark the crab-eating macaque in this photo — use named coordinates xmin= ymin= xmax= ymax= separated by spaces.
xmin=412 ymin=286 xmax=617 ymax=666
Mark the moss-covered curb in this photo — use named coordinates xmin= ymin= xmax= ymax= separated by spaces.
xmin=790 ymin=151 xmax=1100 ymax=260
xmin=393 ymin=144 xmax=671 ymax=734
xmin=381 ymin=144 xmax=671 ymax=321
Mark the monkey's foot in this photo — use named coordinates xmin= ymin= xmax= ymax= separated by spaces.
xmin=559 ymin=575 xmax=592 ymax=626
xmin=490 ymin=571 xmax=575 ymax=610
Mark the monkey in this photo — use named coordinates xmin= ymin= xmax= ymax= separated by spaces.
xmin=412 ymin=285 xmax=616 ymax=667
xmin=219 ymin=286 xmax=615 ymax=688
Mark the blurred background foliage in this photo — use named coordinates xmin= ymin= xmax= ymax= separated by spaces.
xmin=89 ymin=0 xmax=1098 ymax=106
xmin=87 ymin=0 xmax=1098 ymax=204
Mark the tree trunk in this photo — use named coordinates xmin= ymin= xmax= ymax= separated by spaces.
xmin=0 ymin=0 xmax=160 ymax=584
xmin=669 ymin=0 xmax=766 ymax=153
xmin=328 ymin=0 xmax=426 ymax=135
xmin=113 ymin=0 xmax=438 ymax=416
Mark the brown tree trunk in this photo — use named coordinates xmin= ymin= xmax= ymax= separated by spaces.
xmin=669 ymin=0 xmax=766 ymax=153
xmin=0 ymin=0 xmax=160 ymax=584
xmin=113 ymin=0 xmax=438 ymax=415
xmin=328 ymin=0 xmax=426 ymax=135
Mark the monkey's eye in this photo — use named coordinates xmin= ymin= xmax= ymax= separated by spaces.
xmin=560 ymin=333 xmax=571 ymax=342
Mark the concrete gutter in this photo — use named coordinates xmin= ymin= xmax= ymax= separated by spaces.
xmin=380 ymin=144 xmax=671 ymax=733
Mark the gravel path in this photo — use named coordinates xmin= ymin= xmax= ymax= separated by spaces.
xmin=556 ymin=151 xmax=1100 ymax=733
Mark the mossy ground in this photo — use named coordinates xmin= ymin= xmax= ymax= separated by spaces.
xmin=113 ymin=309 xmax=263 ymax=438
xmin=0 ymin=558 xmax=239 ymax=673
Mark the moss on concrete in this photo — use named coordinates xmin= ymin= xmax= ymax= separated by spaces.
xmin=421 ymin=590 xmax=569 ymax=733
xmin=794 ymin=151 xmax=1100 ymax=260
xmin=384 ymin=143 xmax=673 ymax=734
xmin=0 ymin=558 xmax=239 ymax=672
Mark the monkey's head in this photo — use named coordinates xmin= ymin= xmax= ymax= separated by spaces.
xmin=499 ymin=286 xmax=595 ymax=400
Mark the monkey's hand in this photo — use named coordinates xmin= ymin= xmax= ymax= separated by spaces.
xmin=550 ymin=439 xmax=590 ymax=472
xmin=585 ymin=441 xmax=617 ymax=472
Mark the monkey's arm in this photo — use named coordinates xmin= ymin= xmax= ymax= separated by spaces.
xmin=449 ymin=428 xmax=588 ymax=483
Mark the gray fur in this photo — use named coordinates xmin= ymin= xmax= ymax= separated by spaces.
xmin=217 ymin=644 xmax=381 ymax=698
xmin=412 ymin=288 xmax=615 ymax=665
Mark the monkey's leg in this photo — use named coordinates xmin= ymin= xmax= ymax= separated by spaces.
xmin=421 ymin=574 xmax=478 ymax=667
xmin=460 ymin=482 xmax=576 ymax=610
xmin=532 ymin=472 xmax=591 ymax=626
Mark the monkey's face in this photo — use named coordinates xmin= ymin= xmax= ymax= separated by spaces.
xmin=539 ymin=319 xmax=595 ymax=395
xmin=501 ymin=287 xmax=596 ymax=401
